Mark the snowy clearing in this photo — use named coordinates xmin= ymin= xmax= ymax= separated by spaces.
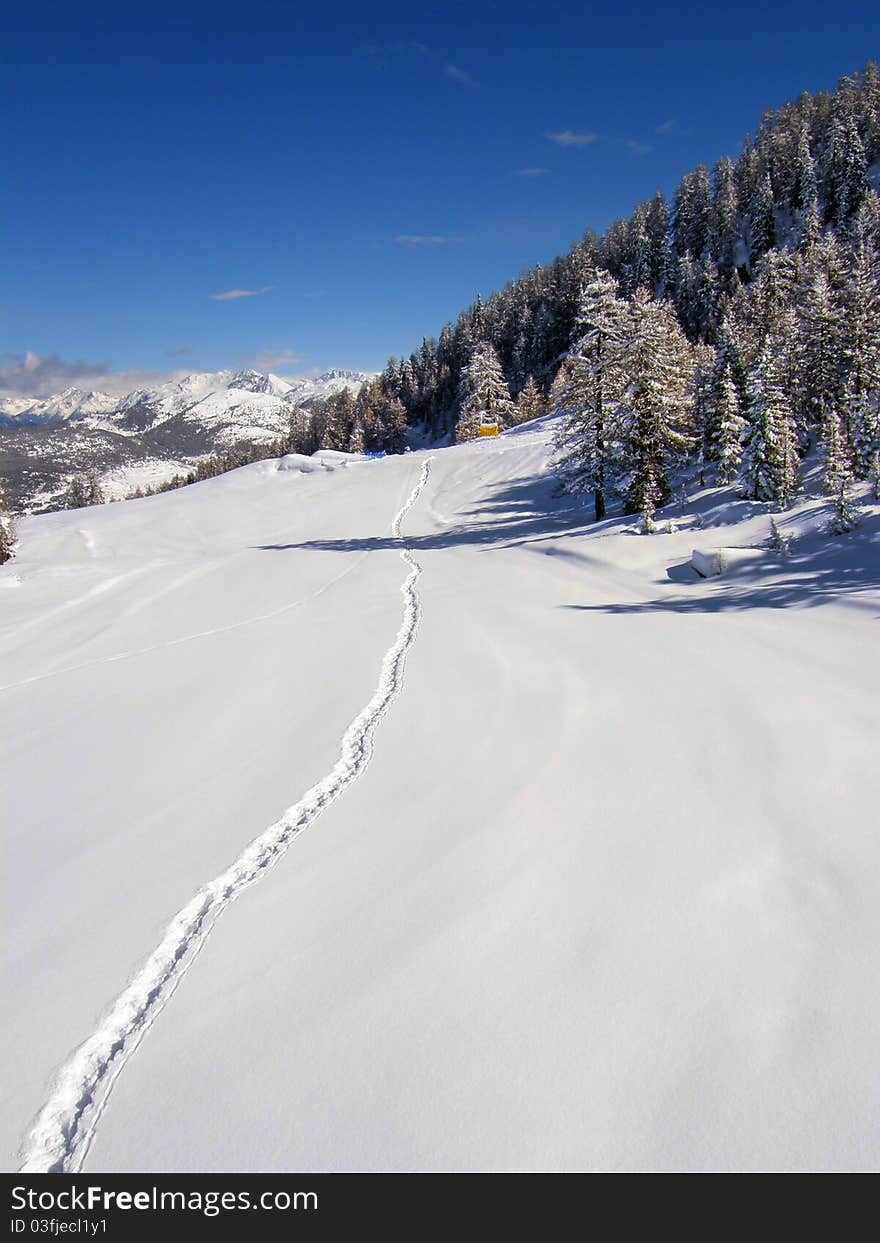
xmin=2 ymin=417 xmax=879 ymax=1172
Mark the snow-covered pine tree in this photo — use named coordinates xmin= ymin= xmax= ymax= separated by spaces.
xmin=639 ymin=499 xmax=658 ymax=534
xmin=820 ymin=404 xmax=852 ymax=496
xmin=0 ymin=494 xmax=14 ymax=565
xmin=347 ymin=420 xmax=366 ymax=453
xmin=749 ymin=170 xmax=777 ymax=263
xmin=454 ymin=343 xmax=514 ymax=443
xmin=552 ymin=272 xmax=628 ymax=520
xmin=741 ymin=345 xmax=800 ymax=506
xmin=825 ymin=109 xmax=868 ymax=226
xmin=829 ymin=479 xmax=861 ymax=534
xmin=841 ymin=203 xmax=880 ymax=476
xmin=619 ymin=290 xmax=695 ymax=515
xmin=702 ymin=316 xmax=749 ymax=463
xmin=512 ymin=375 xmax=545 ymax=425
xmin=710 ymin=156 xmax=741 ymax=276
xmin=320 ymin=388 xmax=356 ymax=450
xmin=672 ymin=165 xmax=712 ymax=259
xmin=796 ymin=262 xmax=845 ymax=437
xmin=769 ymin=514 xmax=792 ymax=554
xmin=793 ymin=124 xmax=821 ymax=249
xmin=377 ymin=396 xmax=408 ymax=453
xmin=715 ymin=363 xmax=748 ymax=483
xmin=65 ymin=470 xmax=105 ymax=509
xmin=844 ymin=384 xmax=880 ymax=481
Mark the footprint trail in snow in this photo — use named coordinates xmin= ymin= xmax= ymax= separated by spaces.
xmin=19 ymin=456 xmax=434 ymax=1174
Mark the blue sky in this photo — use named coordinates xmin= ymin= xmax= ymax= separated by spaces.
xmin=3 ymin=0 xmax=879 ymax=394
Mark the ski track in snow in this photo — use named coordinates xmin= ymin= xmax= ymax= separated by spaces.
xmin=18 ymin=456 xmax=433 ymax=1174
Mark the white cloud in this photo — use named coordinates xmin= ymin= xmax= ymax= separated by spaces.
xmin=210 ymin=285 xmax=273 ymax=302
xmin=626 ymin=140 xmax=652 ymax=156
xmin=515 ymin=167 xmax=548 ymax=177
xmin=545 ymin=130 xmax=599 ymax=147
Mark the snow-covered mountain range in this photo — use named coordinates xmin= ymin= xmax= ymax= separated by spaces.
xmin=0 ymin=367 xmax=372 ymax=429
xmin=0 ymin=368 xmax=373 ymax=511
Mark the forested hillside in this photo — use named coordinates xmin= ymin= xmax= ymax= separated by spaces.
xmin=302 ymin=64 xmax=878 ymax=526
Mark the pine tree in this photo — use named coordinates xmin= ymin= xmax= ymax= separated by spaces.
xmin=829 ymin=479 xmax=861 ymax=533
xmin=793 ymin=125 xmax=821 ymax=248
xmin=797 ymin=263 xmax=845 ymax=433
xmin=552 ymin=273 xmax=628 ymax=520
xmin=619 ymin=291 xmax=695 ymax=514
xmin=347 ymin=420 xmax=366 ymax=453
xmin=820 ymin=404 xmax=852 ymax=495
xmin=672 ymin=165 xmax=712 ymax=259
xmin=703 ymin=317 xmax=749 ymax=462
xmin=715 ymin=364 xmax=748 ymax=483
xmin=0 ymin=496 xmax=14 ymax=565
xmin=377 ymin=396 xmax=408 ymax=453
xmin=639 ymin=499 xmax=658 ymax=534
xmin=710 ymin=156 xmax=741 ymax=275
xmin=841 ymin=202 xmax=880 ymax=474
xmin=320 ymin=389 xmax=356 ymax=450
xmin=825 ymin=110 xmax=868 ymax=226
xmin=844 ymin=383 xmax=880 ymax=480
xmin=749 ymin=170 xmax=776 ymax=262
xmin=512 ymin=376 xmax=545 ymax=425
xmin=455 ymin=343 xmax=514 ymax=443
xmin=65 ymin=470 xmax=105 ymax=509
xmin=741 ymin=346 xmax=800 ymax=506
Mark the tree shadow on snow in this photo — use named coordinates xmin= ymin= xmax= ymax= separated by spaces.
xmin=255 ymin=474 xmax=597 ymax=555
xmin=565 ymin=526 xmax=880 ymax=616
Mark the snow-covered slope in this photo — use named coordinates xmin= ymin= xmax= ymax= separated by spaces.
xmin=2 ymin=420 xmax=879 ymax=1172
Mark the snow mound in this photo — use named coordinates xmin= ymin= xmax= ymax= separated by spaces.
xmin=691 ymin=547 xmax=768 ymax=577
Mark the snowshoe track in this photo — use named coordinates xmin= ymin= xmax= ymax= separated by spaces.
xmin=19 ymin=456 xmax=433 ymax=1173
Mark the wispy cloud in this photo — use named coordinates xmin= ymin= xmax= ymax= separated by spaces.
xmin=250 ymin=347 xmax=305 ymax=372
xmin=0 ymin=350 xmax=194 ymax=399
xmin=515 ymin=167 xmax=549 ymax=177
xmin=545 ymin=129 xmax=600 ymax=147
xmin=445 ymin=63 xmax=477 ymax=87
xmin=626 ymin=139 xmax=652 ymax=156
xmin=165 ymin=346 xmax=193 ymax=358
xmin=0 ymin=350 xmax=110 ymax=396
xmin=394 ymin=234 xmax=450 ymax=247
xmin=656 ymin=119 xmax=685 ymax=136
xmin=210 ymin=285 xmax=273 ymax=302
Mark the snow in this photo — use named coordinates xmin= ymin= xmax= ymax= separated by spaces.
xmin=99 ymin=458 xmax=200 ymax=501
xmin=2 ymin=417 xmax=879 ymax=1173
xmin=691 ymin=546 xmax=767 ymax=577
xmin=1 ymin=388 xmax=120 ymax=425
xmin=2 ymin=368 xmax=375 ymax=434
